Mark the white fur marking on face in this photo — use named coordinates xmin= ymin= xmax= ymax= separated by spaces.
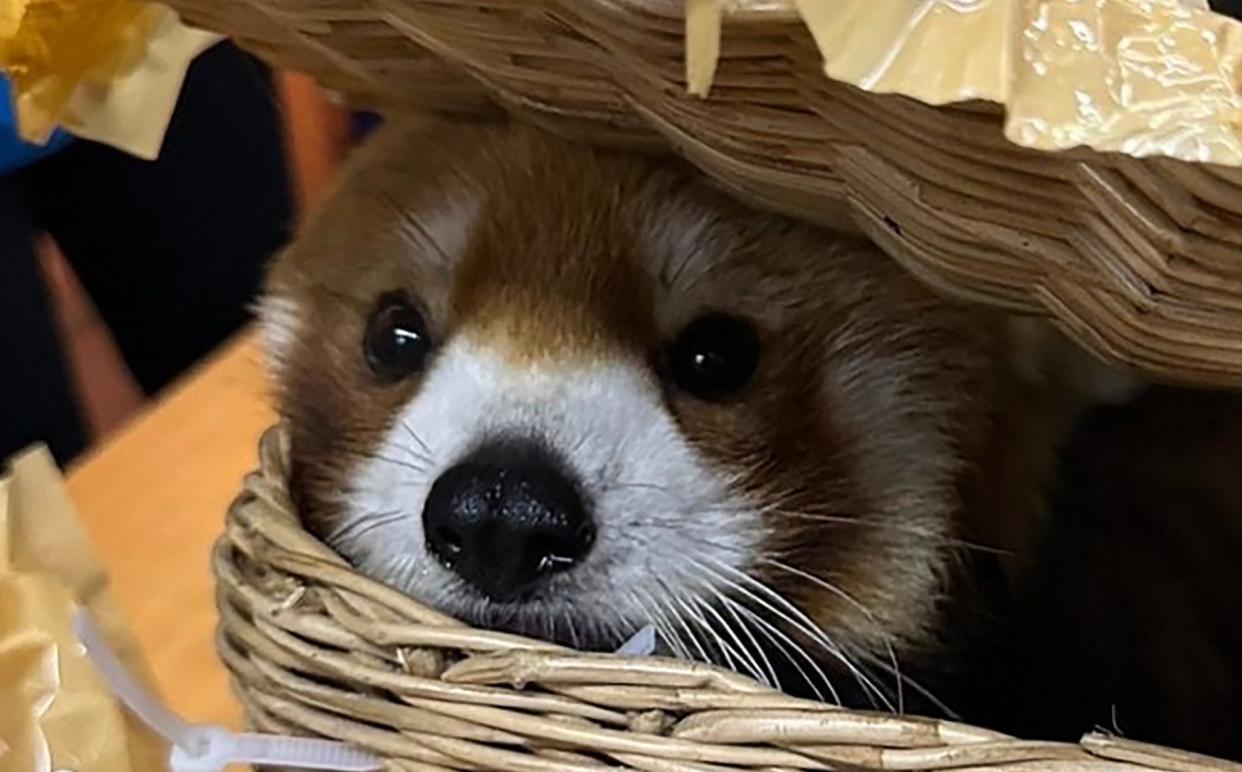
xmin=641 ymin=197 xmax=723 ymax=291
xmin=1005 ymin=317 xmax=1144 ymax=405
xmin=816 ymin=333 xmax=964 ymax=646
xmin=399 ymin=192 xmax=480 ymax=267
xmin=258 ymin=293 xmax=302 ymax=371
xmin=334 ymin=336 xmax=765 ymax=641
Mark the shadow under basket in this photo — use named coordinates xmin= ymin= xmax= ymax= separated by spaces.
xmin=215 ymin=426 xmax=1240 ymax=771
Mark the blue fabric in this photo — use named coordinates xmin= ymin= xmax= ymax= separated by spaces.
xmin=0 ymin=76 xmax=74 ymax=176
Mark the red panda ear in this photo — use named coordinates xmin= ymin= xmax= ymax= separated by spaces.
xmin=1005 ymin=317 xmax=1145 ymax=405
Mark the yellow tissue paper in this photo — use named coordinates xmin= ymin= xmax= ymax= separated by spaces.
xmin=689 ymin=0 xmax=1242 ymax=165
xmin=0 ymin=0 xmax=220 ymax=159
xmin=0 ymin=444 xmax=169 ymax=772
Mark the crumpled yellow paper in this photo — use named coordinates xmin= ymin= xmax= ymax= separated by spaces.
xmin=0 ymin=0 xmax=220 ymax=158
xmin=689 ymin=0 xmax=1242 ymax=165
xmin=0 ymin=444 xmax=169 ymax=772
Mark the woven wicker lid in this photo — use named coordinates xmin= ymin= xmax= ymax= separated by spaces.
xmin=160 ymin=1 xmax=1242 ymax=388
xmin=215 ymin=426 xmax=1242 ymax=770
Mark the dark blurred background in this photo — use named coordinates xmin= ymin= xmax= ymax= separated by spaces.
xmin=1211 ymin=0 xmax=1242 ymax=18
xmin=1 ymin=43 xmax=361 ymax=468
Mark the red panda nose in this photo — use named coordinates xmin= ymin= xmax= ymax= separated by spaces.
xmin=422 ymin=440 xmax=595 ymax=602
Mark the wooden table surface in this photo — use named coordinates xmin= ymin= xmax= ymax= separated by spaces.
xmin=67 ymin=331 xmax=273 ymax=730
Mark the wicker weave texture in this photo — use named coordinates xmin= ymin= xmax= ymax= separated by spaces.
xmin=160 ymin=0 xmax=1242 ymax=388
xmin=214 ymin=427 xmax=1242 ymax=771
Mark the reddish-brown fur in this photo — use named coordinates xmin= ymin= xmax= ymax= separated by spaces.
xmin=266 ymin=118 xmax=1062 ymax=657
xmin=257 ymin=118 xmax=1242 ymax=757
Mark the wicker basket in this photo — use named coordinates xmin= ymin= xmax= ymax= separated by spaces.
xmin=213 ymin=426 xmax=1242 ymax=771
xmin=160 ymin=0 xmax=1242 ymax=388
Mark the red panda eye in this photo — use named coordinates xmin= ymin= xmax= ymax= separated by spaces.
xmin=665 ymin=313 xmax=761 ymax=401
xmin=364 ymin=292 xmax=432 ymax=382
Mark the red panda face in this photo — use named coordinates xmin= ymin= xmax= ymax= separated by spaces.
xmin=262 ymin=118 xmax=1078 ymax=707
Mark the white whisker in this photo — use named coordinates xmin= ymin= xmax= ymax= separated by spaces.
xmin=675 ymin=595 xmax=739 ymax=673
xmin=328 ymin=509 xmax=404 ymax=549
xmin=399 ymin=418 xmax=434 ymax=458
xmin=686 ymin=593 xmax=770 ymax=686
xmin=695 ymin=556 xmax=894 ymax=711
xmin=725 ymin=596 xmax=835 ymax=704
xmin=716 ymin=589 xmax=782 ymax=690
xmin=680 ymin=561 xmax=835 ymax=703
xmin=633 ymin=586 xmax=690 ymax=660
xmin=654 ymin=589 xmax=711 ymax=664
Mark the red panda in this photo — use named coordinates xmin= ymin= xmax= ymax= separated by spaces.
xmin=259 ymin=116 xmax=1240 ymax=757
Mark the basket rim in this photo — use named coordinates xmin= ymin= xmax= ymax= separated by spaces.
xmin=213 ymin=424 xmax=1242 ymax=771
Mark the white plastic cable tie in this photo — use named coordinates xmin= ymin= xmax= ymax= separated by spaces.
xmin=72 ymin=608 xmax=382 ymax=772
xmin=615 ymin=624 xmax=657 ymax=656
